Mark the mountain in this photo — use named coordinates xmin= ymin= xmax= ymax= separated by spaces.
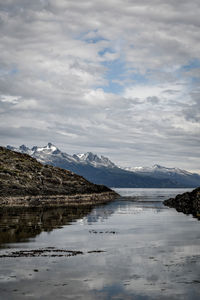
xmin=0 ymin=146 xmax=117 ymax=207
xmin=7 ymin=143 xmax=116 ymax=168
xmin=123 ymin=164 xmax=200 ymax=188
xmin=124 ymin=164 xmax=192 ymax=175
xmin=6 ymin=143 xmax=200 ymax=188
xmin=74 ymin=152 xmax=116 ymax=168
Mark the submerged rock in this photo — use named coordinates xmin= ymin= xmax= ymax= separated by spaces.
xmin=164 ymin=187 xmax=200 ymax=219
xmin=0 ymin=147 xmax=118 ymax=207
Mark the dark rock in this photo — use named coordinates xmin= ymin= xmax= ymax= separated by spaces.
xmin=164 ymin=187 xmax=200 ymax=219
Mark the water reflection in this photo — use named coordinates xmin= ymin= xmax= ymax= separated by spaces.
xmin=0 ymin=189 xmax=199 ymax=300
xmin=0 ymin=205 xmax=97 ymax=245
xmin=0 ymin=188 xmax=192 ymax=246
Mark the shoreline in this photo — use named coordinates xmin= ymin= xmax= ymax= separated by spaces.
xmin=164 ymin=187 xmax=200 ymax=219
xmin=0 ymin=191 xmax=118 ymax=207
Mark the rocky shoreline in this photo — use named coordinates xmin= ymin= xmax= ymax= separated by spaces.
xmin=0 ymin=146 xmax=118 ymax=207
xmin=164 ymin=187 xmax=200 ymax=219
xmin=0 ymin=191 xmax=117 ymax=207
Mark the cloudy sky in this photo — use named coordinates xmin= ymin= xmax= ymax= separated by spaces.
xmin=0 ymin=0 xmax=200 ymax=172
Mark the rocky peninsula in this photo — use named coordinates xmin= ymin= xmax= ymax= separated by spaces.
xmin=0 ymin=147 xmax=118 ymax=207
xmin=164 ymin=187 xmax=200 ymax=219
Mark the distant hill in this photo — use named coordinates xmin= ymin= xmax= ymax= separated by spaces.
xmin=6 ymin=143 xmax=200 ymax=188
xmin=0 ymin=147 xmax=117 ymax=207
xmin=123 ymin=164 xmax=200 ymax=188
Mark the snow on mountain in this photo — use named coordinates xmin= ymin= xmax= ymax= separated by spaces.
xmin=7 ymin=143 xmax=59 ymax=155
xmin=76 ymin=153 xmax=85 ymax=159
xmin=6 ymin=144 xmax=116 ymax=168
xmin=123 ymin=164 xmax=194 ymax=176
xmin=7 ymin=143 xmax=74 ymax=164
xmin=7 ymin=143 xmax=197 ymax=176
xmin=74 ymin=152 xmax=116 ymax=168
xmin=5 ymin=143 xmax=200 ymax=187
xmin=32 ymin=142 xmax=59 ymax=154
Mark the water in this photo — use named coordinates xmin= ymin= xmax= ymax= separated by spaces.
xmin=0 ymin=188 xmax=200 ymax=299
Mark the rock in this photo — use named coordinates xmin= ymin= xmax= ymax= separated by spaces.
xmin=0 ymin=147 xmax=118 ymax=207
xmin=164 ymin=187 xmax=200 ymax=219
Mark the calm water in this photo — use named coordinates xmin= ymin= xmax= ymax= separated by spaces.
xmin=0 ymin=188 xmax=200 ymax=299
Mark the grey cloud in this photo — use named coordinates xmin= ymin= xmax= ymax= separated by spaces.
xmin=0 ymin=0 xmax=200 ymax=173
xmin=146 ymin=96 xmax=160 ymax=104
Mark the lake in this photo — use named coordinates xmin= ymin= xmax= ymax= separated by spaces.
xmin=0 ymin=188 xmax=200 ymax=299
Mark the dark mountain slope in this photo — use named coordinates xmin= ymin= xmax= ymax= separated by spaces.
xmin=48 ymin=159 xmax=176 ymax=188
xmin=35 ymin=153 xmax=189 ymax=188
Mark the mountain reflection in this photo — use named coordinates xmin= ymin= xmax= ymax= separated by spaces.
xmin=0 ymin=197 xmax=167 ymax=246
xmin=0 ymin=205 xmax=96 ymax=245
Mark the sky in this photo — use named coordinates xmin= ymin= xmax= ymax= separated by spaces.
xmin=0 ymin=0 xmax=200 ymax=172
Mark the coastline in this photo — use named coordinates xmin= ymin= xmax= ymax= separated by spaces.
xmin=164 ymin=187 xmax=200 ymax=219
xmin=0 ymin=191 xmax=118 ymax=207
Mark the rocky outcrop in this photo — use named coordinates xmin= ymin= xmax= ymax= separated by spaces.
xmin=0 ymin=192 xmax=118 ymax=207
xmin=164 ymin=187 xmax=200 ymax=219
xmin=0 ymin=147 xmax=118 ymax=207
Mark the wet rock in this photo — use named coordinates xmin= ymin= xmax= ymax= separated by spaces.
xmin=0 ymin=248 xmax=105 ymax=258
xmin=164 ymin=187 xmax=200 ymax=219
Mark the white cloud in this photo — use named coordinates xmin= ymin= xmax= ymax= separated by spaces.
xmin=0 ymin=0 xmax=200 ymax=172
xmin=1 ymin=95 xmax=21 ymax=104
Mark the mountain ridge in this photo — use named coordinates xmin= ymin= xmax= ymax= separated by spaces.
xmin=123 ymin=164 xmax=196 ymax=176
xmin=6 ymin=143 xmax=200 ymax=188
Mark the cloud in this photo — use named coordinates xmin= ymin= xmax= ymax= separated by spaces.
xmin=0 ymin=0 xmax=200 ymax=172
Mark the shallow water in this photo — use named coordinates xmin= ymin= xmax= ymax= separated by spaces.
xmin=0 ymin=188 xmax=200 ymax=299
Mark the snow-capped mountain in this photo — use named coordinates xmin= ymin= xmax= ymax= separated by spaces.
xmin=123 ymin=164 xmax=193 ymax=176
xmin=7 ymin=143 xmax=117 ymax=169
xmin=74 ymin=152 xmax=116 ymax=168
xmin=6 ymin=143 xmax=200 ymax=188
xmin=7 ymin=143 xmax=59 ymax=155
xmin=122 ymin=164 xmax=200 ymax=187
